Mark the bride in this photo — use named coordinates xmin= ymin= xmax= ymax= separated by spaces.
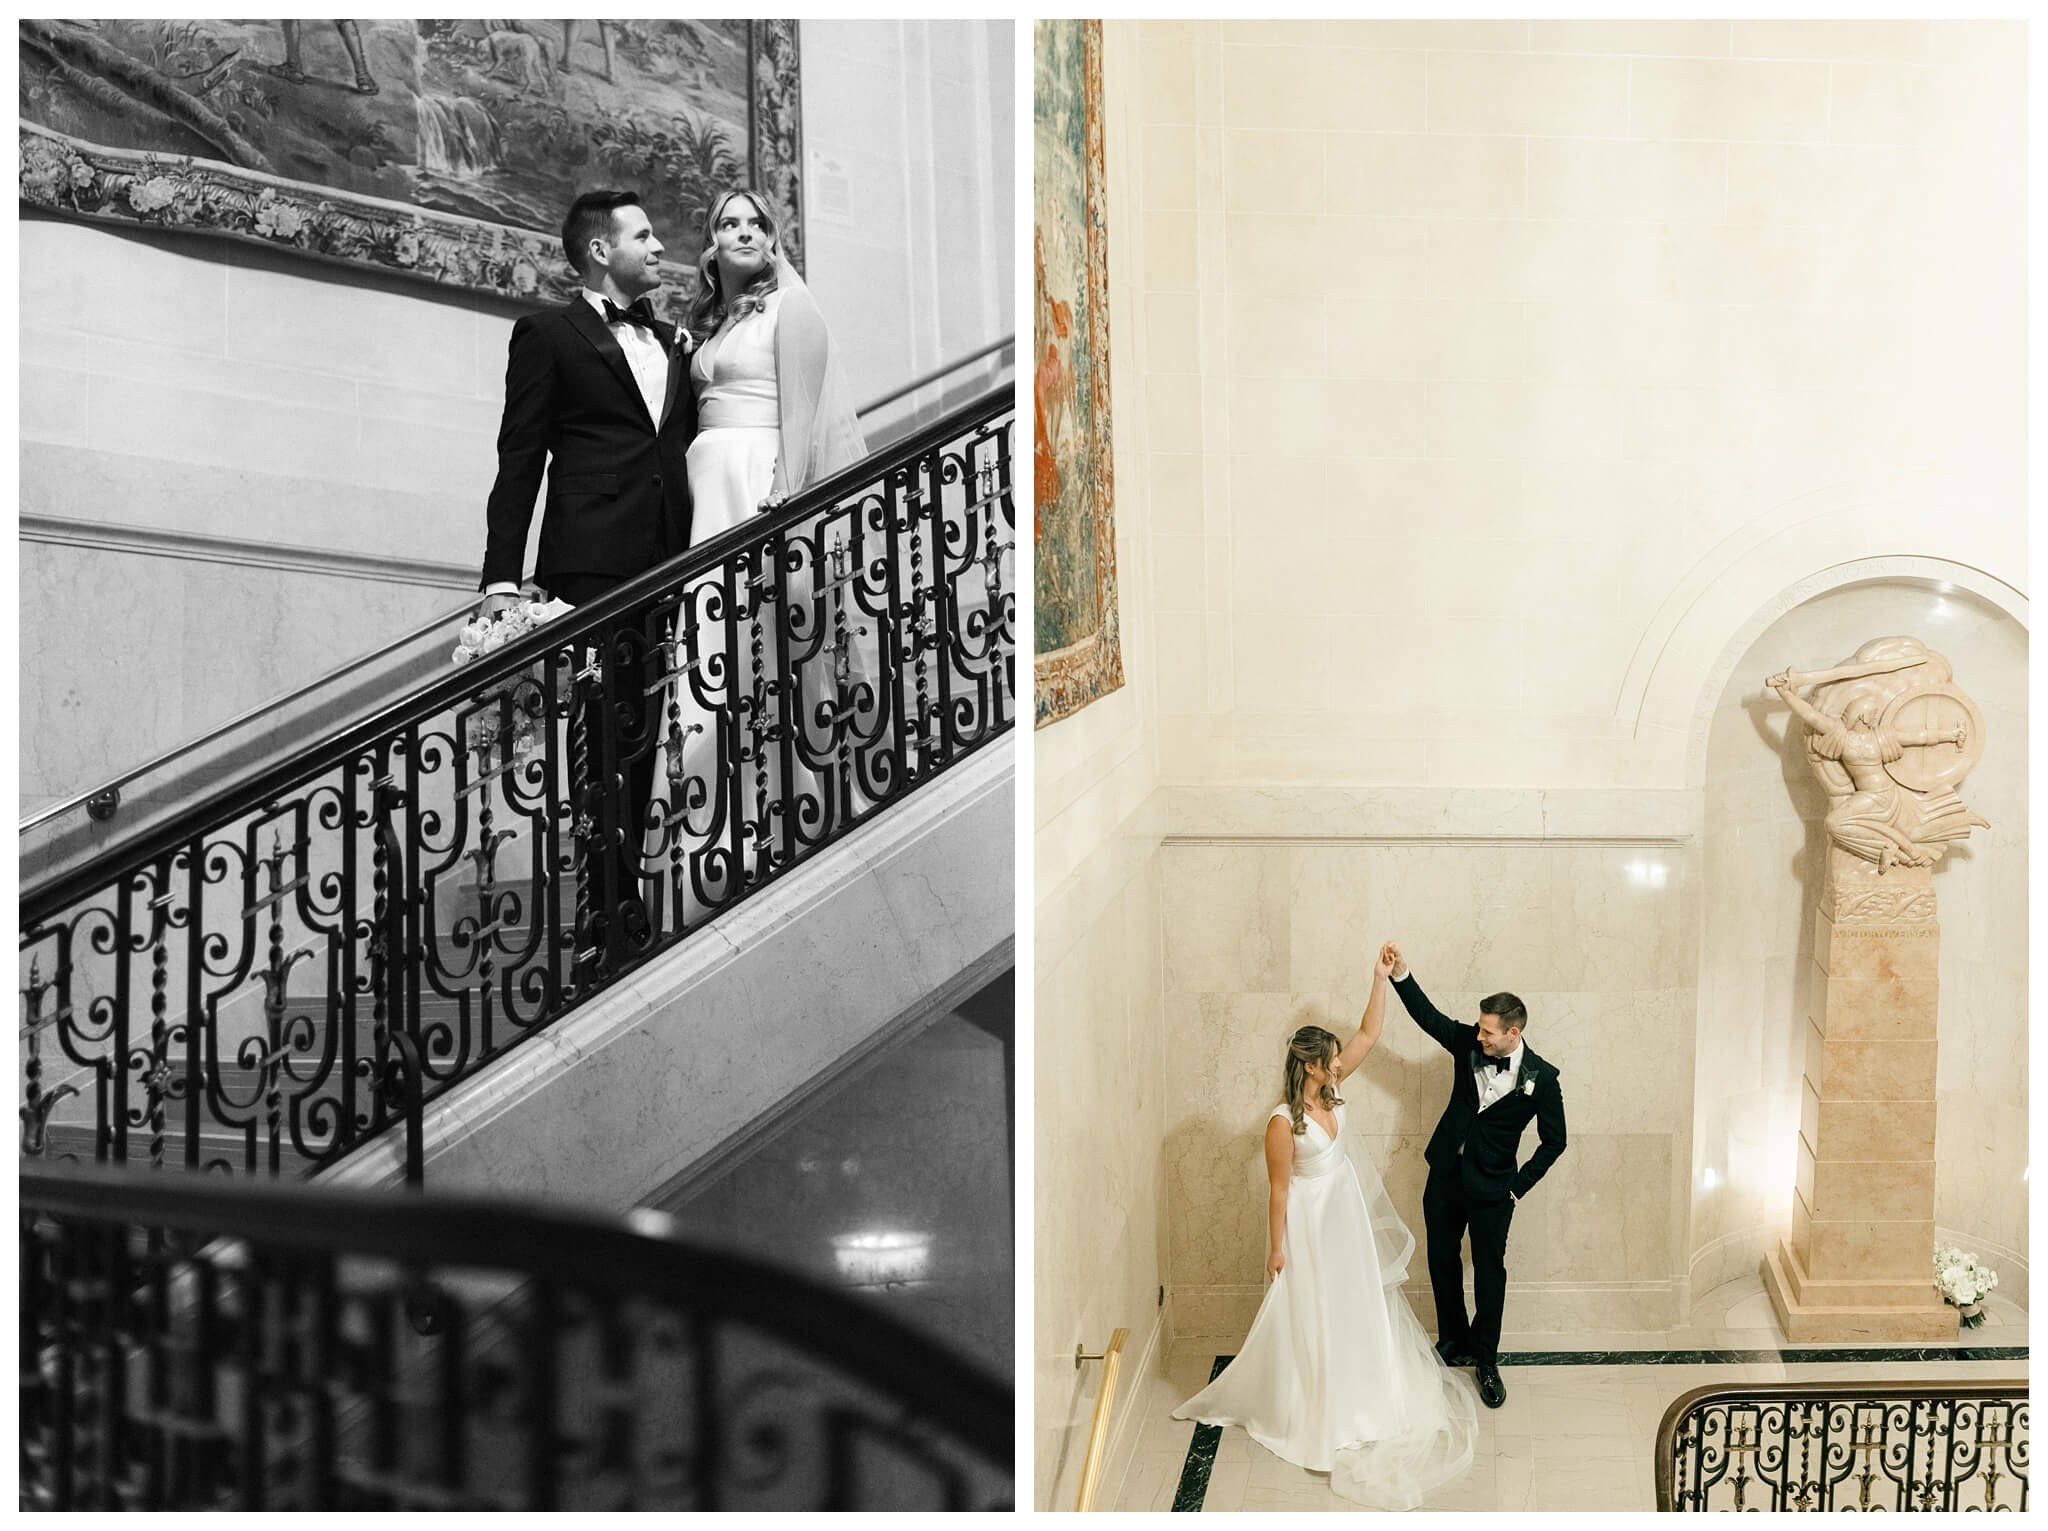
xmin=659 ymin=188 xmax=867 ymax=905
xmin=1173 ymin=948 xmax=1477 ymax=1510
xmin=683 ymin=186 xmax=864 ymax=535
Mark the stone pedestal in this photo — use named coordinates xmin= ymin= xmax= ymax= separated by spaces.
xmin=1761 ymin=857 xmax=1956 ymax=1342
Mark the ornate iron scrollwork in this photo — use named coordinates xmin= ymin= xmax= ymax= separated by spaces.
xmin=18 ymin=395 xmax=1015 ymax=1189
xmin=18 ymin=1164 xmax=1012 ymax=1510
xmin=1659 ymin=1380 xmax=2029 ymax=1511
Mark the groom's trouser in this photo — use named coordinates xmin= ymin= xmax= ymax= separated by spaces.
xmin=1422 ymin=1167 xmax=1515 ymax=1364
xmin=553 ymin=572 xmax=665 ymax=956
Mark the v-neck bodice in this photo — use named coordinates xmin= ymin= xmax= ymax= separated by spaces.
xmin=691 ymin=291 xmax=781 ymax=429
xmin=1275 ymin=1101 xmax=1347 ymax=1180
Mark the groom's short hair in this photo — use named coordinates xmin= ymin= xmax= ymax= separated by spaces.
xmin=563 ymin=189 xmax=644 ymax=277
xmin=1480 ymin=992 xmax=1527 ymax=1033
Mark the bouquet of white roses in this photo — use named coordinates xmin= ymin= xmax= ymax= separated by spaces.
xmin=1933 ymin=1242 xmax=1998 ymax=1327
xmin=452 ymin=597 xmax=572 ymax=767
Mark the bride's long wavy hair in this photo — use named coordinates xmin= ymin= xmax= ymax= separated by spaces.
xmin=1282 ymin=1026 xmax=1343 ymax=1137
xmin=686 ymin=188 xmax=781 ymax=343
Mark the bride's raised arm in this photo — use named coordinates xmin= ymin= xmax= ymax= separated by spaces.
xmin=1334 ymin=951 xmax=1394 ymax=1079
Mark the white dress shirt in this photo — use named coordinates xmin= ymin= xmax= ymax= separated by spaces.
xmin=583 ymin=287 xmax=672 ymax=425
xmin=1474 ymin=1038 xmax=1525 ymax=1113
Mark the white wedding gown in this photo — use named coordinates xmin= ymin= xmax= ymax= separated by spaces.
xmin=1174 ymin=1101 xmax=1477 ymax=1510
xmin=685 ymin=290 xmax=784 ymax=535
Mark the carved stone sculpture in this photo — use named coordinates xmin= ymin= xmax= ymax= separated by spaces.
xmin=1759 ymin=634 xmax=1984 ymax=1342
xmin=1766 ymin=636 xmax=1987 ymax=923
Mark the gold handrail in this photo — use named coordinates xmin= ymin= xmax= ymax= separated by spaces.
xmin=1073 ymin=1327 xmax=1131 ymax=1512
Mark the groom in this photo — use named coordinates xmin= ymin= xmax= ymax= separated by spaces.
xmin=477 ymin=188 xmax=697 ymax=962
xmin=1383 ymin=941 xmax=1567 ymax=1409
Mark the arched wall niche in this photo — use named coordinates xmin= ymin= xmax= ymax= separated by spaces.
xmin=1610 ymin=475 xmax=2025 ymax=787
xmin=1685 ymin=571 xmax=2028 ymax=1310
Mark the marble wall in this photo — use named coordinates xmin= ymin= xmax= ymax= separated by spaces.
xmin=19 ymin=21 xmax=1015 ymax=817
xmin=1127 ymin=19 xmax=2025 ymax=790
xmin=1033 ymin=21 xmax=1172 ymax=1512
xmin=1161 ymin=836 xmax=1697 ymax=1341
xmin=1693 ymin=581 xmax=2028 ymax=1306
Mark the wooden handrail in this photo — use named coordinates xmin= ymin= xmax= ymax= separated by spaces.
xmin=1073 ymin=1327 xmax=1131 ymax=1511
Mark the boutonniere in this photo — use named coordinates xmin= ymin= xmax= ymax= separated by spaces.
xmin=1521 ymin=1076 xmax=1536 ymax=1097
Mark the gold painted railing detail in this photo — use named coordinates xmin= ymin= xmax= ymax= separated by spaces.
xmin=1657 ymin=1379 xmax=2028 ymax=1511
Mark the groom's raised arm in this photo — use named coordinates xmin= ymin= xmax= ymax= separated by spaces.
xmin=1381 ymin=943 xmax=1467 ymax=1056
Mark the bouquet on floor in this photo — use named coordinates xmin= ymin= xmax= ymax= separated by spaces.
xmin=452 ymin=597 xmax=572 ymax=768
xmin=1932 ymin=1242 xmax=1998 ymax=1327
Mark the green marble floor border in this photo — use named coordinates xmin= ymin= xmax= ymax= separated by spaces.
xmin=1169 ymin=1355 xmax=1231 ymax=1512
xmin=1166 ymin=1344 xmax=2029 ymax=1512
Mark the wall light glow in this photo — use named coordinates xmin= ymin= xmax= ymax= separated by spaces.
xmin=1702 ymin=1167 xmax=1719 ymax=1191
xmin=1625 ymin=859 xmax=1669 ymax=889
xmin=832 ymin=1230 xmax=931 ymax=1286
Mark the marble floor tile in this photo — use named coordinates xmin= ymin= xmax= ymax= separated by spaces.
xmin=1415 ymin=1448 xmax=1497 ymax=1512
xmin=1492 ymin=1433 xmax=1536 ymax=1512
xmin=1722 ymin=1290 xmax=1780 ymax=1329
xmin=1202 ymin=1457 xmax=1251 ymax=1511
xmin=1133 ymin=1407 xmax=1198 ymax=1459
xmin=1246 ymin=1443 xmax=1321 ymax=1491
xmin=1112 ymin=1450 xmax=1186 ymax=1512
xmin=1522 ymin=1450 xmax=1653 ymax=1512
xmin=1143 ymin=1277 xmax=2027 ymax=1512
xmin=1239 ymin=1480 xmax=1344 ymax=1512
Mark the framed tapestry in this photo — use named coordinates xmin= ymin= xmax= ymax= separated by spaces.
xmin=18 ymin=19 xmax=803 ymax=314
xmin=1032 ymin=19 xmax=1123 ymax=729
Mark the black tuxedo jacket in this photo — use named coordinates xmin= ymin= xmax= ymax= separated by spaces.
xmin=479 ymin=298 xmax=696 ymax=591
xmin=1394 ymin=973 xmax=1567 ymax=1205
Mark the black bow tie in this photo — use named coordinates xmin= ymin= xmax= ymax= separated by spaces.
xmin=601 ymin=298 xmax=658 ymax=330
xmin=1475 ymin=1052 xmax=1510 ymax=1074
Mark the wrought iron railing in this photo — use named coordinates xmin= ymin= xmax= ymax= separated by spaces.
xmin=20 ymin=339 xmax=1016 ymax=850
xmin=1656 ymin=1379 xmax=2029 ymax=1511
xmin=19 ymin=1162 xmax=1012 ymax=1510
xmin=18 ymin=391 xmax=1015 ymax=1185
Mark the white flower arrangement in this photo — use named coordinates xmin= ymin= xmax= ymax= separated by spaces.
xmin=1933 ymin=1242 xmax=1998 ymax=1327
xmin=452 ymin=598 xmax=571 ymax=767
xmin=451 ymin=598 xmax=569 ymax=666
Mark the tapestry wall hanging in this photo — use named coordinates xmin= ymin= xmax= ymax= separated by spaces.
xmin=1032 ymin=18 xmax=1123 ymax=728
xmin=18 ymin=19 xmax=803 ymax=313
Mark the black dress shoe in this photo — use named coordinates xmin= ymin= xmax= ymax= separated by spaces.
xmin=1435 ymin=1339 xmax=1478 ymax=1368
xmin=1475 ymin=1362 xmax=1507 ymax=1408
